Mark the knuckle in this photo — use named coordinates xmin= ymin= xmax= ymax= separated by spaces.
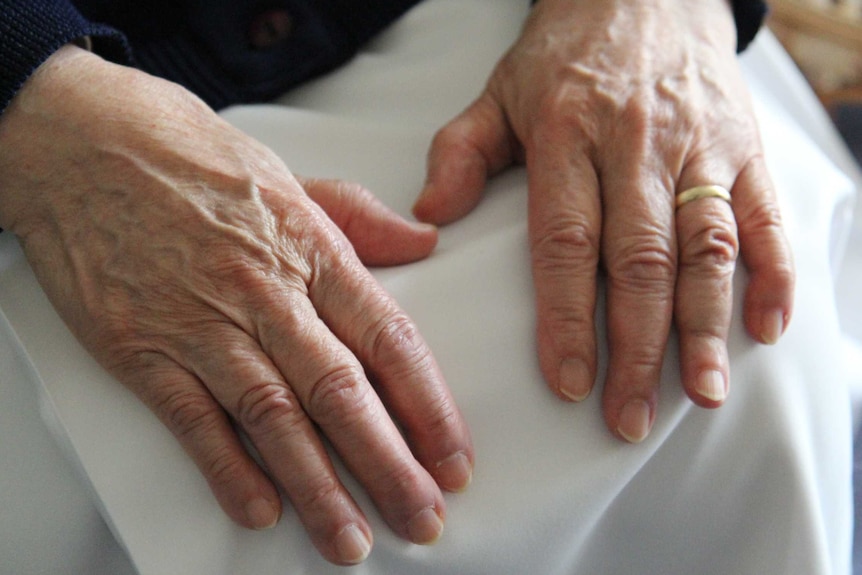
xmin=306 ymin=228 xmax=357 ymax=278
xmin=87 ymin=306 xmax=167 ymax=363
xmin=335 ymin=180 xmax=375 ymax=210
xmin=527 ymin=106 xmax=599 ymax=157
xmin=157 ymin=388 xmax=221 ymax=439
xmin=376 ymin=462 xmax=426 ymax=503
xmin=757 ymin=257 xmax=796 ymax=296
xmin=256 ymin=295 xmax=314 ymax=352
xmin=686 ymin=325 xmax=728 ymax=342
xmin=624 ymin=349 xmax=666 ymax=377
xmin=306 ymin=364 xmax=372 ymax=426
xmin=430 ymin=120 xmax=491 ymax=173
xmin=541 ymin=303 xmax=594 ymax=342
xmin=680 ymin=222 xmax=739 ymax=273
xmin=298 ymin=475 xmax=343 ymax=514
xmin=737 ymin=152 xmax=771 ymax=188
xmin=531 ymin=216 xmax=599 ymax=272
xmin=101 ymin=346 xmax=158 ymax=382
xmin=771 ymin=259 xmax=796 ymax=287
xmin=83 ymin=304 xmax=125 ymax=343
xmin=736 ymin=155 xmax=784 ymax=233
xmin=607 ymin=237 xmax=676 ymax=291
xmin=335 ymin=182 xmax=379 ymax=238
xmin=616 ymin=99 xmax=653 ymax=136
xmin=620 ymin=95 xmax=681 ymax=143
xmin=535 ymin=78 xmax=582 ymax=116
xmin=235 ymin=382 xmax=301 ymax=434
xmin=533 ymin=90 xmax=586 ymax=135
xmin=421 ymin=397 xmax=463 ymax=441
xmin=431 ymin=123 xmax=465 ymax=152
xmin=369 ymin=313 xmax=428 ymax=367
xmin=742 ymin=197 xmax=784 ymax=235
xmin=610 ymin=339 xmax=667 ymax=379
xmin=212 ymin=259 xmax=270 ymax=293
xmin=204 ymin=446 xmax=250 ymax=488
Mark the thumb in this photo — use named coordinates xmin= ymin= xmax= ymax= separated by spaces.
xmin=413 ymin=92 xmax=518 ymax=225
xmin=299 ymin=177 xmax=439 ymax=267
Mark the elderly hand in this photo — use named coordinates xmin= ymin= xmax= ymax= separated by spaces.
xmin=414 ymin=0 xmax=794 ymax=442
xmin=0 ymin=46 xmax=473 ymax=565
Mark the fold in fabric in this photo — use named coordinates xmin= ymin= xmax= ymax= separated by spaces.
xmin=0 ymin=1 xmax=853 ymax=573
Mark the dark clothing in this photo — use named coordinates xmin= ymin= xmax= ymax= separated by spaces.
xmin=0 ymin=0 xmax=426 ymax=111
xmin=0 ymin=0 xmax=767 ymax=113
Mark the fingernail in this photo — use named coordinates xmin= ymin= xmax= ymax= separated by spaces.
xmin=245 ymin=497 xmax=280 ymax=530
xmin=407 ymin=506 xmax=444 ymax=545
xmin=412 ymin=221 xmax=438 ymax=233
xmin=436 ymin=451 xmax=473 ymax=492
xmin=559 ymin=358 xmax=592 ymax=402
xmin=617 ymin=399 xmax=652 ymax=444
xmin=335 ymin=523 xmax=372 ymax=565
xmin=761 ymin=309 xmax=785 ymax=344
xmin=695 ymin=370 xmax=727 ymax=402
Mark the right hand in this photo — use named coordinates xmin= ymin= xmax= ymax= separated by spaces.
xmin=414 ymin=0 xmax=794 ymax=442
xmin=0 ymin=46 xmax=474 ymax=565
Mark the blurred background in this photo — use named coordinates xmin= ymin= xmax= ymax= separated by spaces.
xmin=766 ymin=4 xmax=862 ymax=574
xmin=767 ymin=0 xmax=862 ymax=165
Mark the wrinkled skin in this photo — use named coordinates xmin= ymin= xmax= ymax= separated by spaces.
xmin=0 ymin=46 xmax=474 ymax=566
xmin=0 ymin=0 xmax=797 ymax=565
xmin=415 ymin=0 xmax=795 ymax=442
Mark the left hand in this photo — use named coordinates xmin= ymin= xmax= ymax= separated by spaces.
xmin=0 ymin=47 xmax=473 ymax=565
xmin=413 ymin=0 xmax=794 ymax=442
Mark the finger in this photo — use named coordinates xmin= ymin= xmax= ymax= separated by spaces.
xmin=298 ymin=177 xmax=438 ymax=267
xmin=306 ymin=243 xmax=474 ymax=494
xmin=525 ymin=134 xmax=601 ymax=404
xmin=175 ymin=325 xmax=375 ymax=565
xmin=253 ymin=282 xmax=448 ymax=547
xmin=413 ymin=92 xmax=518 ymax=225
xmin=600 ymin=161 xmax=676 ymax=444
xmin=673 ymin=176 xmax=739 ymax=407
xmin=118 ymin=353 xmax=284 ymax=533
xmin=732 ymin=155 xmax=795 ymax=344
xmin=337 ymin=285 xmax=475 ymax=494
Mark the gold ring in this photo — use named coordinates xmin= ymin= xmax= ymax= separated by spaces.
xmin=675 ymin=185 xmax=732 ymax=209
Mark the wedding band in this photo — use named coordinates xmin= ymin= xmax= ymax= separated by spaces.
xmin=675 ymin=185 xmax=732 ymax=209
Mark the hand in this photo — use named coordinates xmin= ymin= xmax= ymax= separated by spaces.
xmin=0 ymin=46 xmax=473 ymax=565
xmin=413 ymin=0 xmax=794 ymax=442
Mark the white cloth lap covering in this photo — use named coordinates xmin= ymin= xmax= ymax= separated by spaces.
xmin=0 ymin=1 xmax=856 ymax=573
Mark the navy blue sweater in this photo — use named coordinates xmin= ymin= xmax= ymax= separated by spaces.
xmin=0 ymin=0 xmax=766 ymax=113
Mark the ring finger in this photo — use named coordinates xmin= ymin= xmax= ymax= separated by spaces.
xmin=673 ymin=176 xmax=739 ymax=407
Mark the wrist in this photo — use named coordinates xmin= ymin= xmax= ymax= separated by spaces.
xmin=4 ymin=45 xmax=102 ymax=116
xmin=0 ymin=45 xmax=107 ymax=231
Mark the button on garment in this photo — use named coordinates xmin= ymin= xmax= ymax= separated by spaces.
xmin=247 ymin=9 xmax=293 ymax=49
xmin=45 ymin=0 xmax=433 ymax=109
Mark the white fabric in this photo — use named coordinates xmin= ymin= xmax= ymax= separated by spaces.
xmin=0 ymin=1 xmax=856 ymax=573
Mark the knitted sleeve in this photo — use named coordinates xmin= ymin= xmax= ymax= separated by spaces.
xmin=0 ymin=0 xmax=129 ymax=114
xmin=729 ymin=0 xmax=769 ymax=53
